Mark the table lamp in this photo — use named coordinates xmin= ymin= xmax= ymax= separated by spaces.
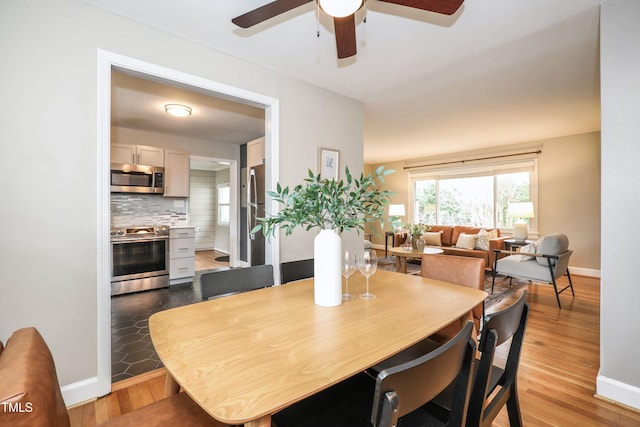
xmin=508 ymin=202 xmax=535 ymax=242
xmin=388 ymin=204 xmax=406 ymax=233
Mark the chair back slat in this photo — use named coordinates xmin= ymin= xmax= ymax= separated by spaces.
xmin=201 ymin=265 xmax=274 ymax=300
xmin=280 ymin=259 xmax=314 ymax=284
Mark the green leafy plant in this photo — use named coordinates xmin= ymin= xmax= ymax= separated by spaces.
xmin=253 ymin=166 xmax=394 ymax=238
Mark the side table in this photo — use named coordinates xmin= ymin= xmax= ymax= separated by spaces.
xmin=384 ymin=231 xmax=395 ymax=257
xmin=504 ymin=239 xmax=534 ymax=252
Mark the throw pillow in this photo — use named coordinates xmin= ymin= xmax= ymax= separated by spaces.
xmin=475 ymin=229 xmax=489 ymax=251
xmin=455 ymin=233 xmax=478 ymax=250
xmin=474 ymin=229 xmax=499 ymax=251
xmin=517 ymin=243 xmax=537 ymax=261
xmin=536 ymin=234 xmax=569 ymax=266
xmin=422 ymin=231 xmax=443 ymax=246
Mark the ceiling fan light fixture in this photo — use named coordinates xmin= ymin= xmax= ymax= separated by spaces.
xmin=164 ymin=103 xmax=192 ymax=117
xmin=319 ymin=0 xmax=362 ymax=18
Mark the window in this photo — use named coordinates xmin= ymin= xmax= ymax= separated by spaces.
xmin=410 ymin=159 xmax=537 ymax=231
xmin=217 ymin=183 xmax=230 ymax=225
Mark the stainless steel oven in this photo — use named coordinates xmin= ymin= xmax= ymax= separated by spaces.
xmin=110 ymin=226 xmax=169 ymax=296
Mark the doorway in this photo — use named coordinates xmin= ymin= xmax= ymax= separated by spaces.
xmin=190 ymin=155 xmax=233 ymax=271
xmin=97 ymin=50 xmax=280 ymax=396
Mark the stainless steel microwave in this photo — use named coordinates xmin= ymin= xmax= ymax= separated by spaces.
xmin=110 ymin=163 xmax=164 ymax=194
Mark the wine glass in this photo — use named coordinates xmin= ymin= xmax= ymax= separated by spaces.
xmin=342 ymin=250 xmax=357 ymax=300
xmin=358 ymin=249 xmax=378 ymax=299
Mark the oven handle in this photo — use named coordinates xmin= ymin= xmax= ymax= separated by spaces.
xmin=111 ymin=236 xmax=169 ymax=243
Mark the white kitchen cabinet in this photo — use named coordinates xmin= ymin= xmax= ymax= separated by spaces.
xmin=169 ymin=226 xmax=195 ymax=285
xmin=164 ymin=149 xmax=190 ymax=197
xmin=111 ymin=143 xmax=164 ymax=167
xmin=247 ymin=137 xmax=265 ymax=167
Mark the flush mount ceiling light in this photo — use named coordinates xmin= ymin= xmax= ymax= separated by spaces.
xmin=164 ymin=104 xmax=192 ymax=117
xmin=318 ymin=0 xmax=363 ymax=18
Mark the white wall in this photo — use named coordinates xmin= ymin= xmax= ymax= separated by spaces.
xmin=190 ymin=169 xmax=218 ymax=251
xmin=598 ymin=0 xmax=640 ymax=410
xmin=0 ymin=0 xmax=363 ymax=404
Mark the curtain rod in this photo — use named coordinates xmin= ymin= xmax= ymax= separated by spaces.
xmin=403 ymin=149 xmax=542 ymax=170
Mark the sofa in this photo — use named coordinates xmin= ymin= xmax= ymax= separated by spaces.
xmin=395 ymin=225 xmax=507 ymax=271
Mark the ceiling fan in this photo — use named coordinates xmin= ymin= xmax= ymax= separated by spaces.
xmin=232 ymin=0 xmax=464 ymax=59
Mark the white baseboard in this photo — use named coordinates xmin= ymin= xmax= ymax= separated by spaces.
xmin=61 ymin=377 xmax=98 ymax=407
xmin=569 ymin=266 xmax=600 ymax=278
xmin=597 ymin=374 xmax=640 ymax=411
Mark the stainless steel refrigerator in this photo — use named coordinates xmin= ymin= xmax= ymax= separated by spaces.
xmin=248 ymin=164 xmax=265 ymax=265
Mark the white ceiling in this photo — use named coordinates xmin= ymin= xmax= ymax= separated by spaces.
xmin=93 ymin=0 xmax=602 ymax=163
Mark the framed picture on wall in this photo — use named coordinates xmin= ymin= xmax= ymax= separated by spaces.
xmin=319 ymin=148 xmax=339 ymax=180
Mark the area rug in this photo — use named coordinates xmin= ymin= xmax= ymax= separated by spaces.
xmin=215 ymin=255 xmax=230 ymax=262
xmin=376 ymin=256 xmax=528 ymax=308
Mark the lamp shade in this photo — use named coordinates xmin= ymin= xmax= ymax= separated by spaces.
xmin=388 ymin=204 xmax=406 ymax=217
xmin=507 ymin=202 xmax=535 ymax=219
xmin=319 ymin=0 xmax=362 ymax=18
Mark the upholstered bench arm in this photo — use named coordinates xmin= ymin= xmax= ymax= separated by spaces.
xmin=0 ymin=328 xmax=70 ymax=427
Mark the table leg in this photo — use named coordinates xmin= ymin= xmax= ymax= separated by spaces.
xmin=459 ymin=311 xmax=479 ymax=349
xmin=396 ymin=256 xmax=407 ymax=274
xmin=163 ymin=372 xmax=180 ymax=397
xmin=245 ymin=415 xmax=272 ymax=427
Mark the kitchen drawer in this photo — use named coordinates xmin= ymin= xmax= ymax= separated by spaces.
xmin=170 ymin=257 xmax=195 ymax=279
xmin=170 ymin=237 xmax=195 ymax=258
xmin=170 ymin=227 xmax=195 ymax=239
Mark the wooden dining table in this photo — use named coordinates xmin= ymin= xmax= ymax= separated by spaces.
xmin=149 ymin=269 xmax=487 ymax=427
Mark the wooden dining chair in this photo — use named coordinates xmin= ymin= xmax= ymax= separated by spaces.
xmin=200 ymin=264 xmax=274 ymax=300
xmin=416 ymin=290 xmax=530 ymax=427
xmin=272 ymin=322 xmax=476 ymax=427
xmin=421 ymin=254 xmax=486 ymax=342
xmin=466 ymin=290 xmax=529 ymax=427
xmin=280 ymin=258 xmax=314 ymax=284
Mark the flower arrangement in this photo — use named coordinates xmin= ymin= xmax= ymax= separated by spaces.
xmin=405 ymin=223 xmax=431 ymax=236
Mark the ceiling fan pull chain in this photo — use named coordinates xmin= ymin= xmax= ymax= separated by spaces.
xmin=316 ymin=0 xmax=320 ymax=37
xmin=363 ymin=0 xmax=367 ymax=23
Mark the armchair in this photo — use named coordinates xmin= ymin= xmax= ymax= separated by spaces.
xmin=492 ymin=234 xmax=574 ymax=308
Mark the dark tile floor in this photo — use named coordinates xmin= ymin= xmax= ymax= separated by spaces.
xmin=111 ymin=283 xmax=200 ymax=383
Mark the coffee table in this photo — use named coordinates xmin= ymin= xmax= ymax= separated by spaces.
xmin=389 ymin=246 xmax=444 ymax=274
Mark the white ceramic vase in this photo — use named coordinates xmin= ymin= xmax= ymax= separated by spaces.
xmin=313 ymin=229 xmax=342 ymax=307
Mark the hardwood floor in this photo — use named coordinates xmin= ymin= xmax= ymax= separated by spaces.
xmin=70 ymin=275 xmax=640 ymax=426
xmin=194 ymin=249 xmax=229 ymax=271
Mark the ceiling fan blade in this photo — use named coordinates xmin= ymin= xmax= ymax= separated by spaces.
xmin=378 ymin=0 xmax=464 ymax=15
xmin=232 ymin=0 xmax=313 ymax=28
xmin=334 ymin=15 xmax=357 ymax=59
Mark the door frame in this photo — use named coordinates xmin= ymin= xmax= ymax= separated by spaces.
xmin=97 ymin=49 xmax=280 ymax=396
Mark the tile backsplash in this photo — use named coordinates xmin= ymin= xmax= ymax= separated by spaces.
xmin=111 ymin=194 xmax=188 ymax=227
